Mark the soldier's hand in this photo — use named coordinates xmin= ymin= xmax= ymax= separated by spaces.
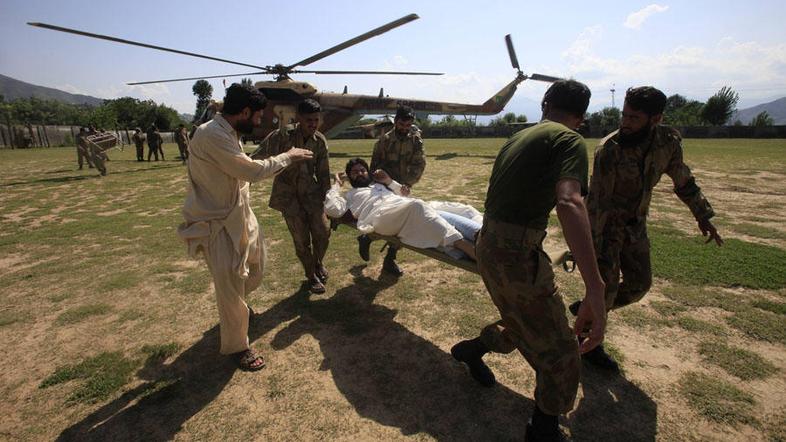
xmin=285 ymin=147 xmax=313 ymax=163
xmin=698 ymin=218 xmax=723 ymax=246
xmin=574 ymin=284 xmax=607 ymax=354
xmin=335 ymin=172 xmax=347 ymax=185
xmin=372 ymin=169 xmax=392 ymax=185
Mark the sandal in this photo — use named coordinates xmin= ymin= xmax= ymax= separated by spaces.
xmin=234 ymin=349 xmax=265 ymax=372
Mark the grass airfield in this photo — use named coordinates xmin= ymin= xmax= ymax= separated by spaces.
xmin=1 ymin=138 xmax=785 ymax=441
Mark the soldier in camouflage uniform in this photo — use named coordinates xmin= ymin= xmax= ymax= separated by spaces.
xmin=132 ymin=127 xmax=146 ymax=162
xmin=569 ymin=86 xmax=722 ymax=372
xmin=358 ymin=106 xmax=425 ymax=276
xmin=75 ymin=127 xmax=94 ymax=169
xmin=84 ymin=126 xmax=108 ymax=176
xmin=175 ymin=123 xmax=190 ymax=164
xmin=251 ymin=99 xmax=331 ymax=294
xmin=146 ymin=124 xmax=165 ymax=161
xmin=451 ymin=80 xmax=607 ymax=442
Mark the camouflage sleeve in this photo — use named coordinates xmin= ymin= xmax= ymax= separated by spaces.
xmin=316 ymin=139 xmax=331 ymax=197
xmin=250 ymin=130 xmax=284 ymax=160
xmin=665 ymin=136 xmax=715 ymax=221
xmin=586 ymin=145 xmax=614 ymax=248
xmin=406 ymin=134 xmax=426 ymax=185
xmin=370 ymin=138 xmax=384 ymax=172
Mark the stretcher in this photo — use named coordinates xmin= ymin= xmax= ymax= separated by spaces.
xmin=331 ymin=218 xmax=575 ymax=274
xmin=84 ymin=132 xmax=119 ymax=153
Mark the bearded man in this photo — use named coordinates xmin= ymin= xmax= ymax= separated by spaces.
xmin=570 ymin=86 xmax=723 ymax=372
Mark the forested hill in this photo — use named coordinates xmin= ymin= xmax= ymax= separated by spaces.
xmin=0 ymin=74 xmax=104 ymax=106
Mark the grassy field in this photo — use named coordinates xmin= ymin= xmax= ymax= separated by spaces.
xmin=0 ymin=138 xmax=785 ymax=441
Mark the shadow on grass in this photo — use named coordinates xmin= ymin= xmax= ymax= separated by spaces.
xmin=1 ymin=164 xmax=183 ymax=188
xmin=56 ymin=265 xmax=657 ymax=441
xmin=569 ymin=364 xmax=658 ymax=442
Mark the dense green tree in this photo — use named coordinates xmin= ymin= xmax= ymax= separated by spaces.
xmin=700 ymin=86 xmax=739 ymax=125
xmin=749 ymin=111 xmax=773 ymax=127
xmin=587 ymin=107 xmax=621 ymax=132
xmin=192 ymin=80 xmax=213 ymax=122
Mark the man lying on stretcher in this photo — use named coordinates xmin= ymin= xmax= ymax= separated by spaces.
xmin=324 ymin=158 xmax=480 ymax=261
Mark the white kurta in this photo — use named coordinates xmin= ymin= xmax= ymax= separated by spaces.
xmin=178 ymin=114 xmax=292 ymax=354
xmin=324 ymin=181 xmax=464 ymax=249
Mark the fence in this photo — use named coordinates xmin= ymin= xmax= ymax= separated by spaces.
xmin=0 ymin=124 xmax=176 ymax=148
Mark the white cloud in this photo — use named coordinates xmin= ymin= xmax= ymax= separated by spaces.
xmin=624 ymin=4 xmax=669 ymax=30
xmin=561 ymin=27 xmax=786 ymax=106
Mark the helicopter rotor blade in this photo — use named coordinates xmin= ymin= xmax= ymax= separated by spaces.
xmin=529 ymin=73 xmax=564 ymax=83
xmin=27 ymin=22 xmax=270 ymax=71
xmin=127 ymin=72 xmax=269 ymax=86
xmin=296 ymin=69 xmax=443 ymax=76
xmin=505 ymin=34 xmax=521 ymax=71
xmin=287 ymin=13 xmax=419 ymax=69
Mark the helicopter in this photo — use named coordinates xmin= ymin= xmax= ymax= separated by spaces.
xmin=27 ymin=14 xmax=562 ymax=140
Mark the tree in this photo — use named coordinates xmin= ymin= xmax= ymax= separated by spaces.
xmin=587 ymin=107 xmax=621 ymax=132
xmin=192 ymin=80 xmax=213 ymax=122
xmin=700 ymin=86 xmax=739 ymax=125
xmin=749 ymin=111 xmax=773 ymax=127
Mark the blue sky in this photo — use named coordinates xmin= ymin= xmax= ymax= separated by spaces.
xmin=2 ymin=0 xmax=785 ymax=119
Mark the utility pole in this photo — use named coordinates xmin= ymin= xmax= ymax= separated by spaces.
xmin=610 ymin=83 xmax=617 ymax=109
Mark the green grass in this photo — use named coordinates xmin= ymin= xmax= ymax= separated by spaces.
xmin=39 ymin=351 xmax=139 ymax=404
xmin=55 ymin=304 xmax=112 ymax=325
xmin=752 ymin=299 xmax=786 ymax=315
xmin=675 ymin=316 xmax=728 ymax=336
xmin=697 ymin=341 xmax=778 ymax=380
xmin=650 ymin=226 xmax=786 ymax=290
xmin=677 ymin=371 xmax=758 ymax=427
xmin=0 ymin=311 xmax=21 ymax=327
xmin=141 ymin=342 xmax=181 ymax=361
xmin=650 ymin=300 xmax=688 ymax=317
xmin=661 ymin=285 xmax=748 ymax=312
xmin=733 ymin=223 xmax=786 ymax=240
xmin=727 ymin=309 xmax=786 ymax=344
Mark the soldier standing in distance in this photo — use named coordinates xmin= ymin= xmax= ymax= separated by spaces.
xmin=251 ymin=99 xmax=332 ymax=294
xmin=132 ymin=127 xmax=146 ymax=162
xmin=569 ymin=86 xmax=722 ymax=372
xmin=146 ymin=124 xmax=165 ymax=161
xmin=359 ymin=105 xmax=425 ymax=276
xmin=175 ymin=123 xmax=190 ymax=164
xmin=450 ymin=80 xmax=607 ymax=442
xmin=75 ymin=127 xmax=94 ymax=169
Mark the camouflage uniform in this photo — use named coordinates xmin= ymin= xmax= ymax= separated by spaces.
xmin=370 ymin=127 xmax=425 ymax=186
xmin=473 ymin=120 xmax=589 ymax=416
xmin=132 ymin=131 xmax=146 ymax=161
xmin=587 ymin=126 xmax=715 ymax=310
xmin=146 ymin=128 xmax=164 ymax=161
xmin=252 ymin=124 xmax=331 ymax=278
xmin=75 ymin=131 xmax=93 ymax=169
xmin=174 ymin=127 xmax=190 ymax=162
xmin=85 ymin=129 xmax=108 ymax=176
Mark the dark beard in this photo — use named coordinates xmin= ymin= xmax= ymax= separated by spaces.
xmin=618 ymin=125 xmax=651 ymax=146
xmin=235 ymin=117 xmax=255 ymax=135
xmin=349 ymin=175 xmax=372 ymax=188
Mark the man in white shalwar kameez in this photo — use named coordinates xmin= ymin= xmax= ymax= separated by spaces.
xmin=178 ymin=84 xmax=313 ymax=371
xmin=325 ymin=158 xmax=478 ymax=260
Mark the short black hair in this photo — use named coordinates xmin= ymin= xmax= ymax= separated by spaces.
xmin=395 ymin=105 xmax=415 ymax=121
xmin=222 ymin=83 xmax=267 ymax=115
xmin=297 ymin=99 xmax=321 ymax=114
xmin=541 ymin=79 xmax=591 ymax=117
xmin=345 ymin=157 xmax=369 ymax=176
xmin=625 ymin=86 xmax=667 ymax=116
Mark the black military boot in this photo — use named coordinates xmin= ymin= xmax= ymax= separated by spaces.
xmin=450 ymin=338 xmax=496 ymax=387
xmin=357 ymin=235 xmax=372 ymax=261
xmin=582 ymin=343 xmax=620 ymax=373
xmin=524 ymin=406 xmax=563 ymax=442
xmin=382 ymin=245 xmax=403 ymax=277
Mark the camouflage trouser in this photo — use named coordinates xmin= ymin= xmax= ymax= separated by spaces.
xmin=135 ymin=143 xmax=145 ymax=161
xmin=77 ymin=145 xmax=93 ymax=168
xmin=177 ymin=142 xmax=189 ymax=161
xmin=597 ymin=219 xmax=652 ymax=311
xmin=283 ymin=207 xmax=331 ymax=278
xmin=476 ymin=218 xmax=580 ymax=416
xmin=88 ymin=145 xmax=107 ymax=176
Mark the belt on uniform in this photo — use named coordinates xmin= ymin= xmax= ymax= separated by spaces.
xmin=481 ymin=217 xmax=546 ymax=247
